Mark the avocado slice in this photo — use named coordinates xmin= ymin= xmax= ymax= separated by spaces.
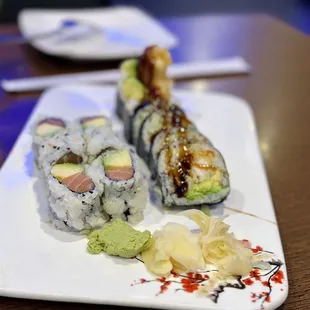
xmin=186 ymin=179 xmax=223 ymax=201
xmin=121 ymin=77 xmax=145 ymax=101
xmin=103 ymin=150 xmax=134 ymax=180
xmin=186 ymin=170 xmax=224 ymax=201
xmin=36 ymin=123 xmax=63 ymax=137
xmin=51 ymin=163 xmax=84 ymax=182
xmin=120 ymin=59 xmax=138 ymax=77
xmin=103 ymin=150 xmax=132 ymax=169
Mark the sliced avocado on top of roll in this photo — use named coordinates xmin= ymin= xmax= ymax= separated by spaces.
xmin=103 ymin=149 xmax=134 ymax=181
xmin=120 ymin=59 xmax=138 ymax=77
xmin=121 ymin=77 xmax=145 ymax=101
xmin=80 ymin=116 xmax=106 ymax=129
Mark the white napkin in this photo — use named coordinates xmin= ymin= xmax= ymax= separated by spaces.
xmin=2 ymin=57 xmax=250 ymax=93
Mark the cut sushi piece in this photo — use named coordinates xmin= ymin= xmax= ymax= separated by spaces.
xmin=51 ymin=163 xmax=84 ymax=181
xmin=35 ymin=118 xmax=66 ymax=137
xmin=103 ymin=149 xmax=134 ymax=181
xmin=150 ymin=127 xmax=211 ymax=179
xmin=80 ymin=116 xmax=107 ymax=129
xmin=157 ymin=140 xmax=230 ymax=206
xmin=46 ymin=160 xmax=108 ymax=231
xmin=94 ymin=147 xmax=148 ymax=225
xmin=138 ymin=104 xmax=194 ymax=163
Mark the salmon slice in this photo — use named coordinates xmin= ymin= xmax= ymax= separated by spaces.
xmin=62 ymin=172 xmax=95 ymax=193
xmin=40 ymin=118 xmax=65 ymax=127
xmin=105 ymin=166 xmax=134 ymax=181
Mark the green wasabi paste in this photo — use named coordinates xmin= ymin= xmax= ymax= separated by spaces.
xmin=87 ymin=219 xmax=152 ymax=258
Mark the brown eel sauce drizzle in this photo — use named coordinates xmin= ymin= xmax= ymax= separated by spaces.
xmin=149 ymin=104 xmax=192 ymax=145
xmin=166 ymin=141 xmax=193 ymax=197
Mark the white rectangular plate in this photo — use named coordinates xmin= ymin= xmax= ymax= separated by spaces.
xmin=0 ymin=85 xmax=288 ymax=310
xmin=18 ymin=6 xmax=178 ymax=60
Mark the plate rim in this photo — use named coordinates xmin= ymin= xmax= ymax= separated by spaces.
xmin=17 ymin=6 xmax=179 ymax=60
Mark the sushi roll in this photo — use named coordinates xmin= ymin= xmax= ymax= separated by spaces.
xmin=150 ymin=127 xmax=211 ymax=180
xmin=115 ymin=45 xmax=232 ymax=207
xmin=98 ymin=147 xmax=148 ymax=224
xmin=156 ymin=139 xmax=230 ymax=206
xmin=137 ymin=104 xmax=195 ymax=164
xmin=46 ymin=162 xmax=108 ymax=231
xmin=116 ymin=45 xmax=173 ymax=143
xmin=32 ymin=117 xmax=66 ymax=168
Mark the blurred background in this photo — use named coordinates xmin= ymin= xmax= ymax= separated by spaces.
xmin=0 ymin=0 xmax=309 ymax=34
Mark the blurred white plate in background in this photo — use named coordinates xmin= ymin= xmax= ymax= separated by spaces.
xmin=18 ymin=6 xmax=178 ymax=60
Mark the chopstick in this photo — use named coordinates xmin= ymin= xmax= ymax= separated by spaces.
xmin=1 ymin=57 xmax=250 ymax=93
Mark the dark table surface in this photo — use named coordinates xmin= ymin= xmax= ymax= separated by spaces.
xmin=0 ymin=13 xmax=310 ymax=310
